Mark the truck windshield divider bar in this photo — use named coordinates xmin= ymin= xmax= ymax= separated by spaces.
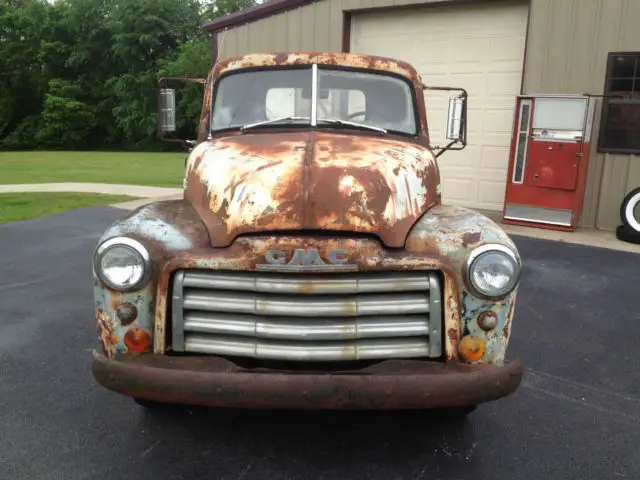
xmin=311 ymin=64 xmax=318 ymax=127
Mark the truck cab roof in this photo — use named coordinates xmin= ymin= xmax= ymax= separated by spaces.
xmin=210 ymin=51 xmax=423 ymax=86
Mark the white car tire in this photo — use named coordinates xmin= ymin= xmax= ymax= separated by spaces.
xmin=620 ymin=187 xmax=640 ymax=233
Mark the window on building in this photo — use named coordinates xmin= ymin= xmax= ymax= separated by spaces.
xmin=599 ymin=52 xmax=640 ymax=153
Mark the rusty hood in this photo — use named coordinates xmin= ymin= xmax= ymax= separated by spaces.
xmin=184 ymin=131 xmax=440 ymax=248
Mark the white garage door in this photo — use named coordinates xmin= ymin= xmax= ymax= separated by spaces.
xmin=351 ymin=2 xmax=529 ymax=211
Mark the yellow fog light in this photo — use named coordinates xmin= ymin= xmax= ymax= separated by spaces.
xmin=459 ymin=336 xmax=486 ymax=362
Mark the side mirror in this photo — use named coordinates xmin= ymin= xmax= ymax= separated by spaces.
xmin=446 ymin=97 xmax=465 ymax=141
xmin=159 ymin=88 xmax=177 ymax=133
xmin=156 ymin=76 xmax=206 ymax=148
xmin=423 ymin=85 xmax=468 ymax=158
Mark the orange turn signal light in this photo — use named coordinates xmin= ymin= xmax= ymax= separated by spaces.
xmin=459 ymin=335 xmax=486 ymax=362
xmin=124 ymin=328 xmax=152 ymax=354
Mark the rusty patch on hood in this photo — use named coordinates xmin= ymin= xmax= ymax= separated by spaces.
xmin=184 ymin=131 xmax=440 ymax=248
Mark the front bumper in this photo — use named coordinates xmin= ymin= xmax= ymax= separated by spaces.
xmin=92 ymin=351 xmax=523 ymax=410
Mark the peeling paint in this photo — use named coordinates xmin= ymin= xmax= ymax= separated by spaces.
xmin=94 ymin=200 xmax=212 ymax=357
xmin=405 ymin=204 xmax=520 ymax=365
xmin=93 ymin=281 xmax=155 ymax=358
xmin=140 ymin=202 xmax=519 ymax=362
xmin=184 ymin=132 xmax=439 ymax=248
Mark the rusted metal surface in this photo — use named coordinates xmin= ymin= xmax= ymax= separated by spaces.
xmin=91 ymin=198 xmax=517 ymax=361
xmin=98 ymin=199 xmax=211 ymax=253
xmin=93 ymin=194 xmax=518 ymax=367
xmin=213 ymin=52 xmax=422 ymax=90
xmin=184 ymin=131 xmax=440 ymax=249
xmin=91 ymin=350 xmax=523 ymax=410
xmin=93 ymin=200 xmax=211 ymax=359
xmin=146 ymin=201 xmax=518 ymax=362
xmin=405 ymin=204 xmax=520 ymax=365
xmin=96 ymin=308 xmax=118 ymax=359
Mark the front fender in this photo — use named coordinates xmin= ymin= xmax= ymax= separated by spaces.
xmin=93 ymin=200 xmax=210 ymax=359
xmin=406 ymin=205 xmax=521 ymax=366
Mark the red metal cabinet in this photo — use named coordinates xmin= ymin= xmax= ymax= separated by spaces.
xmin=502 ymin=95 xmax=596 ymax=231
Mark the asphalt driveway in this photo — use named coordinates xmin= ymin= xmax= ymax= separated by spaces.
xmin=0 ymin=207 xmax=638 ymax=480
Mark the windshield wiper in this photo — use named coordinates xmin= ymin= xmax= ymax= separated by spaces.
xmin=317 ymin=118 xmax=387 ymax=134
xmin=240 ymin=116 xmax=387 ymax=134
xmin=240 ymin=116 xmax=310 ymax=131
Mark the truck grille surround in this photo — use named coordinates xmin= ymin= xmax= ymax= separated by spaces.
xmin=170 ymin=270 xmax=443 ymax=362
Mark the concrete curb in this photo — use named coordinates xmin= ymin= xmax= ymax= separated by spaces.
xmin=110 ymin=193 xmax=184 ymax=210
xmin=0 ymin=183 xmax=182 ymax=197
xmin=503 ymin=223 xmax=640 ymax=254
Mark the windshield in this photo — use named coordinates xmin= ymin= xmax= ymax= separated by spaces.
xmin=210 ymin=66 xmax=418 ymax=135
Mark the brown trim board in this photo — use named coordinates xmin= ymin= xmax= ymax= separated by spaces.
xmin=343 ymin=0 xmax=520 ymax=15
xmin=204 ymin=0 xmax=320 ymax=33
xmin=342 ymin=12 xmax=351 ymax=53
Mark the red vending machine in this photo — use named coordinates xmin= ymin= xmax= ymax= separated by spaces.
xmin=502 ymin=94 xmax=597 ymax=231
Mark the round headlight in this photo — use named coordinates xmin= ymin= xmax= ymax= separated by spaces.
xmin=94 ymin=237 xmax=151 ymax=291
xmin=466 ymin=244 xmax=521 ymax=298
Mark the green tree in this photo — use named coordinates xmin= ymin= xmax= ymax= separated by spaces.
xmin=40 ymin=0 xmax=123 ymax=148
xmin=0 ymin=0 xmax=257 ymax=150
xmin=35 ymin=79 xmax=96 ymax=148
xmin=0 ymin=0 xmax=50 ymax=146
xmin=105 ymin=0 xmax=202 ymax=147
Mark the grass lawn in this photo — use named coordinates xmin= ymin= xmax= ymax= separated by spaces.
xmin=0 ymin=192 xmax=136 ymax=224
xmin=0 ymin=151 xmax=185 ymax=187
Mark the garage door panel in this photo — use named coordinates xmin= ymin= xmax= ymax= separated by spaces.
xmin=478 ymin=180 xmax=508 ymax=207
xmin=487 ymin=72 xmax=524 ymax=96
xmin=488 ymin=59 xmax=527 ymax=73
xmin=418 ymin=42 xmax=451 ymax=61
xmin=351 ymin=2 xmax=528 ymax=211
xmin=438 ymin=145 xmax=482 ymax=169
xmin=442 ymin=178 xmax=478 ymax=203
xmin=483 ymin=127 xmax=514 ymax=145
xmin=455 ymin=39 xmax=491 ymax=61
xmin=484 ymin=109 xmax=516 ymax=134
xmin=489 ymin=37 xmax=527 ymax=61
xmin=481 ymin=146 xmax=512 ymax=170
xmin=465 ymin=110 xmax=488 ymax=141
xmin=484 ymin=112 xmax=518 ymax=145
xmin=442 ymin=162 xmax=511 ymax=180
xmin=483 ymin=134 xmax=513 ymax=151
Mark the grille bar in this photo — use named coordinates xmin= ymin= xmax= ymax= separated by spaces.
xmin=184 ymin=311 xmax=429 ymax=341
xmin=171 ymin=270 xmax=443 ymax=361
xmin=182 ymin=271 xmax=431 ymax=294
xmin=183 ymin=290 xmax=429 ymax=317
xmin=184 ymin=334 xmax=430 ymax=361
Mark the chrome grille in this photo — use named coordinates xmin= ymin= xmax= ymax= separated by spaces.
xmin=171 ymin=271 xmax=443 ymax=361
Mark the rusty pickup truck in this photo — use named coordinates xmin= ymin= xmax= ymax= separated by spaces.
xmin=91 ymin=52 xmax=523 ymax=413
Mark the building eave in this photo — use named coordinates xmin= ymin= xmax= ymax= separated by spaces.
xmin=203 ymin=0 xmax=322 ymax=33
